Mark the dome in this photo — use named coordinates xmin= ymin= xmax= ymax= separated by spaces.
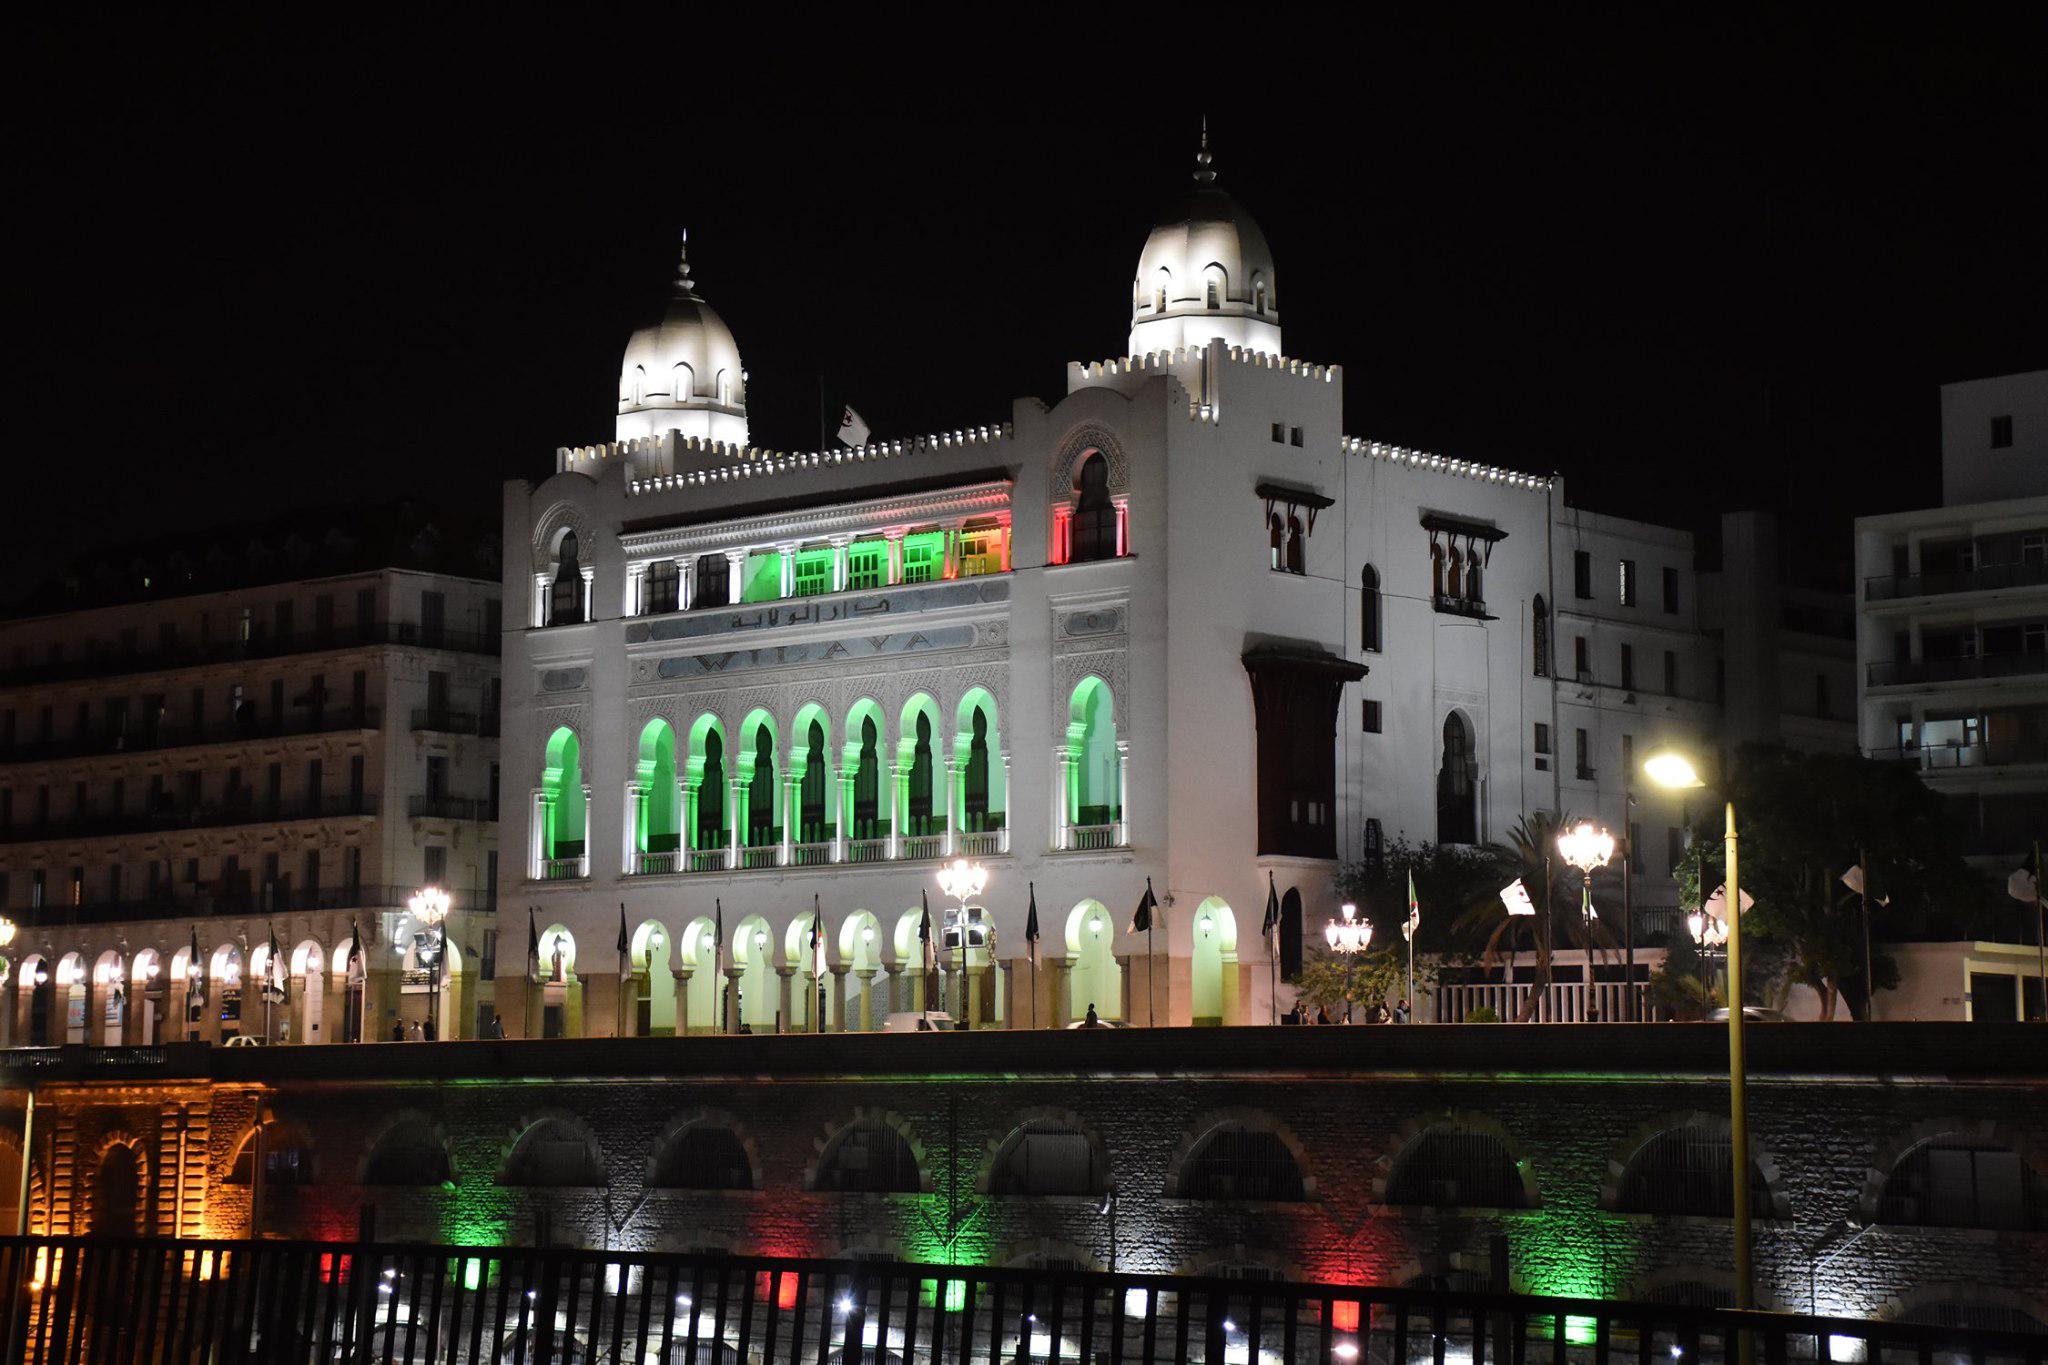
xmin=616 ymin=232 xmax=749 ymax=445
xmin=1128 ymin=131 xmax=1281 ymax=358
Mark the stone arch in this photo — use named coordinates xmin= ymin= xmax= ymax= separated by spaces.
xmin=1061 ymin=898 xmax=1120 ymax=1024
xmin=1051 ymin=422 xmax=1131 ymax=496
xmin=979 ymin=1106 xmax=1112 ymax=1197
xmin=789 ymin=701 xmax=834 ymax=847
xmin=1202 ymin=261 xmax=1230 ymax=309
xmin=952 ymin=685 xmax=1005 ymax=837
xmin=538 ymin=924 xmax=577 ymax=981
xmin=82 ymin=1129 xmax=151 ymax=1236
xmin=842 ymin=697 xmax=887 ymax=844
xmin=635 ymin=717 xmax=682 ymax=857
xmin=1437 ymin=709 xmax=1478 ymax=845
xmin=806 ymin=1108 xmax=930 ymax=1194
xmin=735 ymin=708 xmax=781 ymax=848
xmin=496 ymin=1108 xmax=607 ymax=1187
xmin=226 ymin=1114 xmax=318 ymax=1191
xmin=896 ymin=692 xmax=943 ymax=840
xmin=540 ymin=726 xmax=588 ymax=868
xmin=530 ymin=501 xmax=593 ymax=574
xmin=1172 ymin=1244 xmax=1306 ymax=1283
xmin=686 ymin=711 xmax=730 ymax=854
xmin=1881 ymin=1283 xmax=2048 ymax=1334
xmin=1162 ymin=1107 xmax=1315 ymax=1201
xmin=1188 ymin=896 xmax=1237 ymax=1027
xmin=1857 ymin=1117 xmax=2048 ymax=1230
xmin=730 ymin=914 xmax=774 ymax=1030
xmin=1064 ymin=676 xmax=1119 ymax=833
xmin=1599 ymin=1109 xmax=1789 ymax=1220
xmin=997 ymin=1237 xmax=1103 ymax=1272
xmin=359 ymin=1109 xmax=458 ymax=1186
xmin=1373 ymin=1108 xmax=1541 ymax=1211
xmin=646 ymin=1107 xmax=760 ymax=1191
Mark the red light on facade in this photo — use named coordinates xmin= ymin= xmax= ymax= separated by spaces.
xmin=1332 ymin=1300 xmax=1360 ymax=1332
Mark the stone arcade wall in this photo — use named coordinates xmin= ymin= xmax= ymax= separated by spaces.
xmin=2 ymin=1024 xmax=2044 ymax=1327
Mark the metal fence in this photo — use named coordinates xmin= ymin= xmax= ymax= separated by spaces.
xmin=4 ymin=1235 xmax=2038 ymax=1365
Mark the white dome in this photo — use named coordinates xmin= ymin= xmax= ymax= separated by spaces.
xmin=1128 ymin=134 xmax=1282 ymax=358
xmin=616 ymin=233 xmax=749 ymax=445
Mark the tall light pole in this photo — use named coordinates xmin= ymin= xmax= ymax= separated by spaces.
xmin=408 ymin=886 xmax=451 ymax=1040
xmin=936 ymin=859 xmax=989 ymax=1029
xmin=1324 ymin=902 xmax=1373 ymax=1022
xmin=1556 ymin=821 xmax=1616 ymax=1020
xmin=1645 ymin=746 xmax=1753 ymax=1344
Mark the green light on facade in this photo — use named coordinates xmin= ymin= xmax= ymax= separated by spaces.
xmin=919 ymin=1279 xmax=969 ymax=1313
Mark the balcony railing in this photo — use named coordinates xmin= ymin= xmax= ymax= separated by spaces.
xmin=630 ymin=851 xmax=681 ymax=875
xmin=600 ymin=832 xmax=1017 ymax=878
xmin=898 ymin=833 xmax=945 ymax=860
xmin=956 ymin=827 xmax=1010 ymax=856
xmin=539 ymin=855 xmax=588 ymax=880
xmin=789 ymin=841 xmax=833 ymax=867
xmin=1064 ymin=821 xmax=1127 ymax=851
xmin=25 ymin=882 xmax=494 ymax=927
xmin=1866 ymin=558 xmax=2048 ymax=601
xmin=409 ymin=708 xmax=478 ymax=735
xmin=1867 ymin=739 xmax=2048 ymax=770
xmin=1 ymin=794 xmax=378 ymax=844
xmin=1867 ymin=653 xmax=2048 ymax=687
xmin=846 ymin=838 xmax=888 ymax=863
xmin=0 ymin=620 xmax=499 ymax=688
xmin=688 ymin=848 xmax=730 ymax=872
xmin=0 ymin=707 xmax=380 ymax=766
xmin=405 ymin=794 xmax=491 ymax=821
xmin=1434 ymin=979 xmax=1649 ymax=1023
xmin=739 ymin=846 xmax=780 ymax=870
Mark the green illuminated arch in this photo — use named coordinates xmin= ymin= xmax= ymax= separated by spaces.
xmin=954 ymin=687 xmax=1004 ymax=834
xmin=897 ymin=693 xmax=943 ymax=838
xmin=540 ymin=727 xmax=585 ymax=860
xmin=737 ymin=709 xmax=780 ymax=847
xmin=843 ymin=698 xmax=886 ymax=841
xmin=1065 ymin=677 xmax=1118 ymax=826
xmin=790 ymin=702 xmax=833 ymax=845
xmin=636 ymin=719 xmax=680 ymax=854
xmin=685 ymin=713 xmax=728 ymax=853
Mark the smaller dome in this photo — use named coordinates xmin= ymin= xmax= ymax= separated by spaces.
xmin=1128 ymin=130 xmax=1281 ymax=358
xmin=617 ymin=232 xmax=749 ymax=445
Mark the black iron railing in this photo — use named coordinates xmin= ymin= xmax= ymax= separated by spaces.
xmin=0 ymin=621 xmax=499 ymax=687
xmin=0 ymin=1236 xmax=2040 ymax=1365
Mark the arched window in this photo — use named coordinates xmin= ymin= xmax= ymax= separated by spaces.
xmin=1436 ymin=712 xmax=1476 ymax=845
xmin=1878 ymin=1136 xmax=2047 ymax=1230
xmin=853 ymin=717 xmax=881 ymax=839
xmin=1285 ymin=515 xmax=1305 ymax=575
xmin=1384 ymin=1121 xmax=1532 ymax=1209
xmin=1206 ymin=279 xmax=1219 ymax=309
xmin=91 ymin=1145 xmax=142 ymax=1235
xmin=364 ymin=1120 xmax=452 ymax=1186
xmin=651 ymin=1123 xmax=753 ymax=1191
xmin=799 ymin=720 xmax=828 ymax=843
xmin=500 ymin=1118 xmax=605 ymax=1187
xmin=644 ymin=560 xmax=679 ymax=614
xmin=1071 ymin=454 xmax=1117 ymax=563
xmin=1253 ymin=276 xmax=1268 ymax=316
xmin=1613 ymin=1123 xmax=1770 ymax=1217
xmin=746 ymin=726 xmax=776 ymax=847
xmin=638 ymin=720 xmax=680 ymax=856
xmin=990 ymin=1118 xmax=1107 ymax=1196
xmin=1532 ymin=595 xmax=1551 ymax=677
xmin=1430 ymin=543 xmax=1445 ymax=604
xmin=671 ymin=361 xmax=693 ymax=402
xmin=540 ymin=728 xmax=586 ymax=871
xmin=693 ymin=555 xmax=729 ymax=610
xmin=906 ymin=712 xmax=935 ymax=835
xmin=963 ymin=707 xmax=991 ymax=831
xmin=1269 ymin=515 xmax=1285 ymax=571
xmin=814 ymin=1121 xmax=920 ymax=1193
xmin=548 ymin=531 xmax=584 ymax=626
xmin=1446 ymin=545 xmax=1463 ymax=600
xmin=1360 ymin=565 xmax=1382 ymax=652
xmin=1179 ymin=1123 xmax=1305 ymax=1201
xmin=695 ymin=730 xmax=725 ymax=850
xmin=1066 ymin=679 xmax=1119 ymax=841
xmin=1466 ymin=547 xmax=1483 ymax=606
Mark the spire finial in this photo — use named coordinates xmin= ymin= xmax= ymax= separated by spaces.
xmin=674 ymin=228 xmax=697 ymax=295
xmin=1194 ymin=116 xmax=1216 ymax=185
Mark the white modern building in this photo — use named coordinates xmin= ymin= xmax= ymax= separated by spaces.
xmin=0 ymin=528 xmax=503 ymax=1048
xmin=1856 ymin=370 xmax=2048 ymax=865
xmin=492 ymin=140 xmax=1762 ymax=1038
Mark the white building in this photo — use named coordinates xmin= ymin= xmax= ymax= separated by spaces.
xmin=1856 ymin=370 xmax=2048 ymax=865
xmin=493 ymin=141 xmax=1757 ymax=1038
xmin=0 ymin=528 xmax=503 ymax=1048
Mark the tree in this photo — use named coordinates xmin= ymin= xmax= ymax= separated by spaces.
xmin=1293 ymin=946 xmax=1415 ymax=1020
xmin=1451 ymin=811 xmax=1619 ymax=1021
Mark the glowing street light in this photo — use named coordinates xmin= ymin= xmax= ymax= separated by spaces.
xmin=936 ymin=859 xmax=990 ymax=1029
xmin=408 ymin=886 xmax=451 ymax=1039
xmin=1324 ymin=903 xmax=1372 ymax=954
xmin=1644 ymin=744 xmax=1754 ymax=1344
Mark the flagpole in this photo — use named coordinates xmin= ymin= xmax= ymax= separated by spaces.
xmin=1860 ymin=847 xmax=1873 ymax=1022
xmin=2035 ymin=839 xmax=2045 ymax=1022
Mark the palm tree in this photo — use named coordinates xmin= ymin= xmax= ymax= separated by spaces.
xmin=1452 ymin=811 xmax=1619 ymax=1021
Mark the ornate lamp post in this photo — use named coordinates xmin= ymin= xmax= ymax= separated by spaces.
xmin=1688 ymin=904 xmax=1729 ymax=991
xmin=1324 ymin=902 xmax=1373 ymax=1022
xmin=1645 ymin=745 xmax=1753 ymax=1347
xmin=935 ymin=858 xmax=989 ymax=1029
xmin=1556 ymin=821 xmax=1617 ymax=1019
xmin=408 ymin=886 xmax=451 ymax=1039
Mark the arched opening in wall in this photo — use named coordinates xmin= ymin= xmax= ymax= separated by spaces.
xmin=990 ymin=1118 xmax=1107 ymax=1196
xmin=839 ymin=911 xmax=885 ymax=1029
xmin=1071 ymin=454 xmax=1117 ymax=563
xmin=499 ymin=1118 xmax=605 ymax=1188
xmin=1446 ymin=544 xmax=1463 ymax=601
xmin=629 ymin=921 xmax=672 ymax=1036
xmin=1361 ymin=565 xmax=1382 ymax=652
xmin=90 ymin=1144 xmax=143 ymax=1236
xmin=228 ymin=1121 xmax=316 ymax=1235
xmin=1532 ymin=595 xmax=1551 ymax=677
xmin=1877 ymin=1135 xmax=2048 ymax=1230
xmin=1612 ymin=1122 xmax=1771 ymax=1218
xmin=364 ymin=1119 xmax=453 ymax=1186
xmin=1279 ymin=888 xmax=1304 ymax=980
xmin=1253 ymin=275 xmax=1268 ymax=317
xmin=1897 ymin=1301 xmax=2048 ymax=1335
xmin=1153 ymin=268 xmax=1170 ymax=316
xmin=1063 ymin=900 xmax=1121 ymax=1024
xmin=1436 ymin=712 xmax=1477 ymax=846
xmin=1064 ymin=678 xmax=1120 ymax=847
xmin=548 ymin=531 xmax=584 ymax=626
xmin=1204 ymin=263 xmax=1226 ymax=310
xmin=785 ymin=911 xmax=828 ymax=1031
xmin=716 ymin=368 xmax=731 ymax=407
xmin=688 ymin=716 xmax=727 ymax=856
xmin=846 ymin=702 xmax=884 ymax=847
xmin=897 ymin=694 xmax=943 ymax=846
xmin=1467 ymin=547 xmax=1484 ymax=608
xmin=732 ymin=916 xmax=774 ymax=1031
xmin=23 ymin=955 xmax=53 ymax=1045
xmin=907 ymin=713 xmax=935 ymax=837
xmin=798 ymin=717 xmax=830 ymax=847
xmin=636 ymin=719 xmax=681 ymax=864
xmin=1286 ymin=514 xmax=1305 ymax=575
xmin=1268 ymin=514 xmax=1285 ymax=571
xmin=210 ymin=943 xmax=244 ymax=1041
xmin=814 ymin=1120 xmax=920 ymax=1193
xmin=670 ymin=361 xmax=693 ymax=404
xmin=651 ymin=1122 xmax=753 ymax=1190
xmin=739 ymin=712 xmax=779 ymax=855
xmin=59 ymin=951 xmax=88 ymax=1043
xmin=693 ymin=554 xmax=730 ymax=610
xmin=1384 ymin=1119 xmax=1533 ymax=1209
xmin=623 ymin=364 xmax=645 ymax=406
xmin=1189 ymin=897 xmax=1237 ymax=1027
xmin=540 ymin=727 xmax=587 ymax=876
xmin=1178 ymin=1123 xmax=1305 ymax=1201
xmin=958 ymin=694 xmax=1004 ymax=840
xmin=677 ymin=917 xmax=720 ymax=1032
xmin=1431 ymin=542 xmax=1445 ymax=604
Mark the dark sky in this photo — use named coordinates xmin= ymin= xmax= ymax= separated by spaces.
xmin=11 ymin=13 xmax=2045 ymax=595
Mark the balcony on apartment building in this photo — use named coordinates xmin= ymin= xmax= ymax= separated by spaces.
xmin=409 ymin=708 xmax=502 ymax=738
xmin=0 ymin=708 xmax=381 ymax=767
xmin=406 ymin=794 xmax=495 ymax=822
xmin=619 ymin=823 xmax=1018 ymax=878
xmin=21 ymin=882 xmax=496 ymax=928
xmin=0 ymin=621 xmax=499 ymax=689
xmin=1866 ymin=652 xmax=2048 ymax=687
xmin=0 ymin=793 xmax=379 ymax=844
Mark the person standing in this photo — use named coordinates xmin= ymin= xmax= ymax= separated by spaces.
xmin=1394 ymin=998 xmax=1411 ymax=1024
xmin=486 ymin=1013 xmax=505 ymax=1039
xmin=390 ymin=1018 xmax=405 ymax=1042
xmin=1084 ymin=1003 xmax=1101 ymax=1028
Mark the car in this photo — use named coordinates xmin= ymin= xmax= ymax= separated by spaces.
xmin=881 ymin=1011 xmax=955 ymax=1032
xmin=1708 ymin=1006 xmax=1789 ymax=1023
xmin=222 ymin=1034 xmax=265 ymax=1047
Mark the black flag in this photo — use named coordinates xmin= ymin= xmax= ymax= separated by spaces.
xmin=617 ymin=903 xmax=630 ymax=975
xmin=919 ymin=891 xmax=935 ymax=971
xmin=1261 ymin=872 xmax=1280 ymax=940
xmin=1024 ymin=883 xmax=1040 ymax=952
xmin=714 ymin=898 xmax=725 ymax=962
xmin=1130 ymin=878 xmax=1157 ymax=934
xmin=527 ymin=907 xmax=541 ymax=982
xmin=189 ymin=926 xmax=206 ymax=1003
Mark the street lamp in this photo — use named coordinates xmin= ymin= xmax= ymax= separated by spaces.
xmin=1556 ymin=821 xmax=1616 ymax=1019
xmin=408 ymin=886 xmax=451 ymax=1040
xmin=1325 ymin=903 xmax=1373 ymax=1023
xmin=936 ymin=858 xmax=989 ymax=1029
xmin=1644 ymin=745 xmax=1754 ymax=1339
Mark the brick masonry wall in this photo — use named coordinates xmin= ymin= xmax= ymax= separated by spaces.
xmin=3 ymin=1023 xmax=2044 ymax=1326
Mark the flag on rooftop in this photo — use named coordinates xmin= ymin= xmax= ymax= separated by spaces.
xmin=838 ymin=405 xmax=871 ymax=448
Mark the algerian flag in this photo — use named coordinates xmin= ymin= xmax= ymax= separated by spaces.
xmin=1129 ymin=879 xmax=1157 ymax=934
xmin=1842 ymin=865 xmax=1891 ymax=906
xmin=1702 ymin=884 xmax=1756 ymax=918
xmin=2008 ymin=851 xmax=2040 ymax=903
xmin=838 ymin=405 xmax=871 ymax=448
xmin=1498 ymin=879 xmax=1537 ymax=916
xmin=1406 ymin=870 xmax=1422 ymax=939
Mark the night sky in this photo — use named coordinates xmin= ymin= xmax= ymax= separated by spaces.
xmin=12 ymin=13 xmax=2045 ymax=599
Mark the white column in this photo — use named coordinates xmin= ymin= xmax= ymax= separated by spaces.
xmin=580 ymin=565 xmax=595 ymax=620
xmin=944 ymin=519 xmax=964 ymax=578
xmin=1115 ymin=739 xmax=1130 ymax=846
xmin=884 ymin=530 xmax=904 ymax=585
xmin=836 ymin=770 xmax=853 ymax=861
xmin=625 ymin=563 xmax=646 ymax=617
xmin=1051 ymin=748 xmax=1070 ymax=849
xmin=677 ymin=556 xmax=694 ymax=610
xmin=1114 ymin=498 xmax=1130 ymax=557
xmin=946 ymin=757 xmax=966 ymax=855
xmin=777 ymin=542 xmax=797 ymax=598
xmin=728 ymin=777 xmax=743 ymax=864
xmin=888 ymin=762 xmax=904 ymax=858
xmin=725 ymin=549 xmax=747 ymax=602
xmin=781 ymin=772 xmax=796 ymax=864
xmin=830 ymin=536 xmax=850 ymax=592
xmin=533 ymin=573 xmax=549 ymax=628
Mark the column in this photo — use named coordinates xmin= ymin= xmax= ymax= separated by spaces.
xmin=1115 ymin=739 xmax=1131 ymax=845
xmin=1113 ymin=497 xmax=1130 ymax=557
xmin=1050 ymin=957 xmax=1073 ymax=1027
xmin=677 ymin=556 xmax=695 ymax=611
xmin=836 ymin=770 xmax=854 ymax=861
xmin=673 ymin=965 xmax=694 ymax=1034
xmin=781 ymin=771 xmax=796 ymax=864
xmin=883 ymin=529 xmax=904 ymax=585
xmin=1052 ymin=748 xmax=1073 ymax=848
xmin=724 ymin=549 xmax=747 ymax=601
xmin=943 ymin=519 xmax=964 ymax=579
xmin=775 ymin=966 xmax=796 ymax=1033
xmin=830 ymin=964 xmax=851 ymax=1032
xmin=723 ymin=965 xmax=743 ymax=1033
xmin=579 ymin=565 xmax=595 ymax=621
xmin=625 ymin=562 xmax=647 ymax=617
xmin=776 ymin=542 xmax=797 ymax=599
xmin=998 ymin=516 xmax=1012 ymax=573
xmin=727 ymin=777 xmax=742 ymax=864
xmin=888 ymin=762 xmax=905 ymax=858
xmin=830 ymin=536 xmax=850 ymax=592
xmin=854 ymin=968 xmax=876 ymax=1032
xmin=533 ymin=573 xmax=549 ymax=628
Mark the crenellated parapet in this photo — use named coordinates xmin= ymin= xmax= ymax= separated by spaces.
xmin=1342 ymin=436 xmax=1555 ymax=493
xmin=1068 ymin=343 xmax=1339 ymax=387
xmin=554 ymin=423 xmax=1016 ymax=496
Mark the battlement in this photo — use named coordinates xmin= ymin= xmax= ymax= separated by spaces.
xmin=1342 ymin=436 xmax=1554 ymax=493
xmin=1067 ymin=342 xmax=1339 ymax=387
xmin=556 ymin=424 xmax=1017 ymax=497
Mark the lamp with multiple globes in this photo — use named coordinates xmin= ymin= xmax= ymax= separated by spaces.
xmin=1325 ymin=902 xmax=1372 ymax=954
xmin=936 ymin=858 xmax=991 ymax=1029
xmin=407 ymin=886 xmax=452 ymax=1039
